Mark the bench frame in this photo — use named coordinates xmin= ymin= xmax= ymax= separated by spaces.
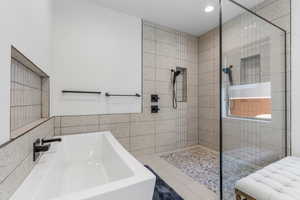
xmin=235 ymin=189 xmax=256 ymax=200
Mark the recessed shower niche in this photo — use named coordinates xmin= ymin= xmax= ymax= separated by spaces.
xmin=10 ymin=47 xmax=50 ymax=139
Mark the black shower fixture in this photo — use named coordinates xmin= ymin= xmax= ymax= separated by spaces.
xmin=171 ymin=69 xmax=182 ymax=109
xmin=222 ymin=65 xmax=233 ymax=85
xmin=171 ymin=69 xmax=181 ymax=85
xmin=151 ymin=94 xmax=160 ymax=103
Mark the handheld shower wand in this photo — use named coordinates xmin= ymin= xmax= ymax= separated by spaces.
xmin=222 ymin=65 xmax=234 ymax=116
xmin=171 ymin=69 xmax=182 ymax=109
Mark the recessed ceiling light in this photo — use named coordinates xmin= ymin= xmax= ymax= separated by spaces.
xmin=205 ymin=5 xmax=215 ymax=13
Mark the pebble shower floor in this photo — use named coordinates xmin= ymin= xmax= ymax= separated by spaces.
xmin=160 ymin=146 xmax=258 ymax=200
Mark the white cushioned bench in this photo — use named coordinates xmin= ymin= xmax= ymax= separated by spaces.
xmin=235 ymin=157 xmax=300 ymax=200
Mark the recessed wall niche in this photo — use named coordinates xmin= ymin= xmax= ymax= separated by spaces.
xmin=10 ymin=47 xmax=50 ymax=139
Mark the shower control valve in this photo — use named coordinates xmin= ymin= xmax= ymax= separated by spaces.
xmin=151 ymin=105 xmax=160 ymax=113
xmin=151 ymin=94 xmax=160 ymax=102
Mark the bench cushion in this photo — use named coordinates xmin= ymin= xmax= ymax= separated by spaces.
xmin=236 ymin=157 xmax=300 ymax=200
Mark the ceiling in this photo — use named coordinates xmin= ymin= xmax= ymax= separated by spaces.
xmin=94 ymin=0 xmax=265 ymax=36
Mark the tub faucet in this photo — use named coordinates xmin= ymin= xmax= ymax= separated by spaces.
xmin=42 ymin=137 xmax=62 ymax=145
xmin=33 ymin=138 xmax=50 ymax=162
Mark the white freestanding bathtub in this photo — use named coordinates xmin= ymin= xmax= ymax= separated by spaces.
xmin=10 ymin=132 xmax=156 ymax=200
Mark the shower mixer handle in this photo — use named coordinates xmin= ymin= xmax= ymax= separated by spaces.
xmin=151 ymin=94 xmax=160 ymax=102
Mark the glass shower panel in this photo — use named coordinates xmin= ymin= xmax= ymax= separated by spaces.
xmin=221 ymin=1 xmax=287 ymax=199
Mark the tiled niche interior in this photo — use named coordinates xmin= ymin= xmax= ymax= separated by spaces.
xmin=0 ymin=47 xmax=53 ymax=200
xmin=10 ymin=47 xmax=50 ymax=139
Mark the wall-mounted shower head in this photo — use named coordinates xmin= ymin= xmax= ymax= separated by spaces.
xmin=174 ymin=70 xmax=181 ymax=77
xmin=222 ymin=65 xmax=233 ymax=74
xmin=171 ymin=69 xmax=181 ymax=84
xmin=223 ymin=65 xmax=233 ymax=85
xmin=222 ymin=68 xmax=230 ymax=74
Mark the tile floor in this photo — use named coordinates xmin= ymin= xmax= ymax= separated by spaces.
xmin=137 ymin=145 xmax=262 ymax=200
xmin=160 ymin=146 xmax=258 ymax=200
xmin=136 ymin=146 xmax=218 ymax=200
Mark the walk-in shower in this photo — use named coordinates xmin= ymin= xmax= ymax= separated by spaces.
xmin=160 ymin=0 xmax=290 ymax=199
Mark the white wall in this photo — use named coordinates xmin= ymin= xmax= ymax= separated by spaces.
xmin=0 ymin=0 xmax=52 ymax=145
xmin=292 ymin=0 xmax=300 ymax=156
xmin=51 ymin=0 xmax=142 ymax=116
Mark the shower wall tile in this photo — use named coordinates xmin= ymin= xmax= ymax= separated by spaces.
xmin=143 ymin=53 xmax=156 ymax=67
xmin=55 ymin=22 xmax=199 ymax=155
xmin=143 ymin=25 xmax=156 ymax=41
xmin=197 ymin=0 xmax=290 ymax=155
xmin=156 ymin=132 xmax=177 ymax=147
xmin=131 ymin=121 xmax=155 ymax=136
xmin=100 ymin=123 xmax=130 ymax=139
xmin=156 ymin=29 xmax=178 ymax=45
xmin=54 ymin=116 xmax=61 ymax=128
xmin=155 ymin=144 xmax=178 ymax=153
xmin=131 ymin=135 xmax=155 ymax=151
xmin=61 ymin=115 xmax=98 ymax=127
xmin=117 ymin=138 xmax=130 ymax=150
xmin=156 ymin=119 xmax=177 ymax=133
xmin=60 ymin=126 xmax=87 ymax=135
xmin=256 ymin=0 xmax=290 ymax=24
xmin=130 ymin=108 xmax=155 ymax=122
xmin=99 ymin=114 xmax=130 ymax=125
xmin=41 ymin=78 xmax=50 ymax=118
xmin=143 ymin=40 xmax=156 ymax=54
xmin=144 ymin=67 xmax=156 ymax=81
xmin=143 ymin=80 xmax=156 ymax=95
xmin=131 ymin=147 xmax=156 ymax=157
xmin=156 ymin=55 xmax=177 ymax=69
xmin=143 ymin=95 xmax=152 ymax=109
xmin=157 ymin=42 xmax=178 ymax=58
xmin=156 ymin=82 xmax=171 ymax=95
xmin=156 ymin=108 xmax=177 ymax=120
xmin=156 ymin=68 xmax=171 ymax=82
